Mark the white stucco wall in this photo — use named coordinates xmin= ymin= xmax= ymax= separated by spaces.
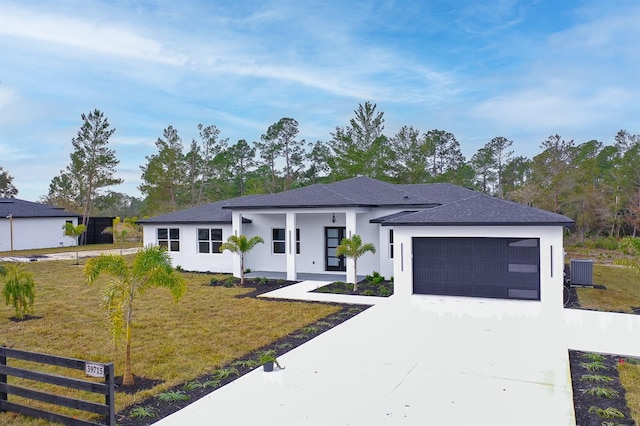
xmin=392 ymin=225 xmax=566 ymax=311
xmin=0 ymin=217 xmax=79 ymax=251
xmin=237 ymin=208 xmax=398 ymax=278
xmin=141 ymin=223 xmax=234 ymax=272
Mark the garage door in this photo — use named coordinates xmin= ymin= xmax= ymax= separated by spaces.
xmin=413 ymin=237 xmax=540 ymax=300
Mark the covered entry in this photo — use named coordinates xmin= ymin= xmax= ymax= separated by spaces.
xmin=412 ymin=237 xmax=540 ymax=300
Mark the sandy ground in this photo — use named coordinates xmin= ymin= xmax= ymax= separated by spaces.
xmin=0 ymin=247 xmax=140 ymax=263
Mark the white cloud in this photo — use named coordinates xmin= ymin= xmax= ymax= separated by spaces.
xmin=0 ymin=4 xmax=186 ymax=65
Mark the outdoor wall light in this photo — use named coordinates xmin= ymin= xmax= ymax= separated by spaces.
xmin=331 ymin=213 xmax=336 ymax=223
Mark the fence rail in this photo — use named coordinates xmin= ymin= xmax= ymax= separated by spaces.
xmin=0 ymin=346 xmax=114 ymax=426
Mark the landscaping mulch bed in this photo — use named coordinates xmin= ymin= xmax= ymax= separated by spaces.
xmin=312 ymin=276 xmax=394 ymax=297
xmin=114 ymin=278 xmax=369 ymax=426
xmin=569 ymin=350 xmax=636 ymax=425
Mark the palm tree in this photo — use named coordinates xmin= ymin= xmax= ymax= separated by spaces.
xmin=84 ymin=245 xmax=186 ymax=386
xmin=1 ymin=263 xmax=36 ymax=320
xmin=62 ymin=222 xmax=87 ymax=265
xmin=102 ymin=217 xmax=133 ymax=255
xmin=219 ymin=234 xmax=264 ymax=286
xmin=336 ymin=234 xmax=376 ymax=291
xmin=616 ymin=236 xmax=640 ymax=276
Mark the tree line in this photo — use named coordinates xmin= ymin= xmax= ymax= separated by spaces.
xmin=0 ymin=103 xmax=638 ymax=239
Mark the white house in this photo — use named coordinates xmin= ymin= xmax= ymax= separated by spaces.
xmin=139 ymin=177 xmax=573 ymax=310
xmin=0 ymin=198 xmax=80 ymax=251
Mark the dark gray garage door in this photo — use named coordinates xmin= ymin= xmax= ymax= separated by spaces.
xmin=413 ymin=237 xmax=540 ymax=300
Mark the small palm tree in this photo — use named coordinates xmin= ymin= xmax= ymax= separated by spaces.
xmin=336 ymin=234 xmax=376 ymax=291
xmin=219 ymin=234 xmax=264 ymax=286
xmin=84 ymin=245 xmax=186 ymax=386
xmin=102 ymin=217 xmax=133 ymax=255
xmin=63 ymin=222 xmax=87 ymax=265
xmin=616 ymin=236 xmax=640 ymax=276
xmin=2 ymin=263 xmax=36 ymax=320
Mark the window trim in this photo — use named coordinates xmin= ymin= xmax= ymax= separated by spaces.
xmin=272 ymin=228 xmax=300 ymax=255
xmin=197 ymin=228 xmax=223 ymax=254
xmin=158 ymin=227 xmax=180 ymax=252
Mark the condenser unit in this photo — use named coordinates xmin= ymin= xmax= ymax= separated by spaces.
xmin=570 ymin=259 xmax=593 ymax=286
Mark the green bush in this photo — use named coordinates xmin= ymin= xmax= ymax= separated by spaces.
xmin=594 ymin=237 xmax=619 ymax=251
xmin=224 ymin=277 xmax=236 ymax=288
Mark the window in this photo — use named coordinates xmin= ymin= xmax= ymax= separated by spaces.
xmin=158 ymin=228 xmax=180 ymax=252
xmin=198 ymin=228 xmax=223 ymax=254
xmin=389 ymin=229 xmax=394 ymax=259
xmin=272 ymin=228 xmax=300 ymax=254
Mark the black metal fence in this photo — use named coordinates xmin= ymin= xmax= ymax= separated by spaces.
xmin=0 ymin=346 xmax=114 ymax=426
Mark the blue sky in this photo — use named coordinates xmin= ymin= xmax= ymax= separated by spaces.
xmin=0 ymin=0 xmax=638 ymax=202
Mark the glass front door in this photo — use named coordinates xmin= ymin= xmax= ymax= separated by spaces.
xmin=325 ymin=227 xmax=346 ymax=271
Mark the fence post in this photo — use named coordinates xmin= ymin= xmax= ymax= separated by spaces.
xmin=105 ymin=363 xmax=115 ymax=426
xmin=0 ymin=349 xmax=6 ymax=408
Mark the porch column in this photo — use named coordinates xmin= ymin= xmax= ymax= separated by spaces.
xmin=345 ymin=210 xmax=357 ymax=284
xmin=232 ymin=211 xmax=243 ymax=279
xmin=286 ymin=212 xmax=297 ymax=280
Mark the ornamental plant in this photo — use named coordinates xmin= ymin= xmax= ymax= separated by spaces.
xmin=219 ymin=234 xmax=264 ymax=286
xmin=84 ymin=245 xmax=186 ymax=386
xmin=336 ymin=234 xmax=376 ymax=291
xmin=1 ymin=263 xmax=36 ymax=320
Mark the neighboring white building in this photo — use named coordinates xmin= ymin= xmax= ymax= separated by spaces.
xmin=0 ymin=198 xmax=80 ymax=251
xmin=139 ymin=177 xmax=574 ymax=311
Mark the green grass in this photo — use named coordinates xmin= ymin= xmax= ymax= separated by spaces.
xmin=620 ymin=362 xmax=640 ymax=423
xmin=0 ymin=256 xmax=340 ymax=425
xmin=574 ymin=265 xmax=640 ymax=313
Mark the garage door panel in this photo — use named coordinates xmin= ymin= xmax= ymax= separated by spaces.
xmin=412 ymin=237 xmax=540 ymax=301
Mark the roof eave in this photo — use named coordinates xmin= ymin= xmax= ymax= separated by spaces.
xmin=381 ymin=221 xmax=575 ymax=227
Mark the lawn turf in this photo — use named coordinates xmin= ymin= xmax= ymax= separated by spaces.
xmin=0 ymin=258 xmax=339 ymax=424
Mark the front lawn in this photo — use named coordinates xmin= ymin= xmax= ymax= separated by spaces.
xmin=0 ymin=258 xmax=340 ymax=425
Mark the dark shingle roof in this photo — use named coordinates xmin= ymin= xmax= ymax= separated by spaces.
xmin=396 ymin=183 xmax=476 ymax=204
xmin=222 ymin=176 xmax=443 ymax=209
xmin=0 ymin=198 xmax=79 ymax=218
xmin=378 ymin=193 xmax=575 ymax=226
xmin=137 ymin=196 xmax=262 ymax=224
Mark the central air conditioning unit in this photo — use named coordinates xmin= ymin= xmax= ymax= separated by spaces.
xmin=570 ymin=259 xmax=593 ymax=286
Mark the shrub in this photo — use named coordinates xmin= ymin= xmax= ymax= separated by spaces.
xmin=224 ymin=277 xmax=236 ymax=288
xmin=594 ymin=237 xmax=619 ymax=251
xmin=157 ymin=390 xmax=190 ymax=403
xmin=580 ymin=374 xmax=613 ymax=383
xmin=1 ymin=263 xmax=36 ymax=320
xmin=365 ymin=271 xmax=385 ymax=285
xmin=582 ymin=387 xmax=620 ymax=398
xmin=588 ymin=406 xmax=625 ymax=419
xmin=130 ymin=406 xmax=156 ymax=419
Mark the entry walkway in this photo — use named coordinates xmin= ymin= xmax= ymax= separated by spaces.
xmin=155 ymin=286 xmax=576 ymax=425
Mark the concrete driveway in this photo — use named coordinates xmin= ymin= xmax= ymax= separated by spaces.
xmin=155 ymin=292 xmax=575 ymax=425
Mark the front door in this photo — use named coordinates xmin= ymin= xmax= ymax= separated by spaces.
xmin=325 ymin=227 xmax=346 ymax=271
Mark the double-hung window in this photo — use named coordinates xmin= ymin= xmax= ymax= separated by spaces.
xmin=389 ymin=229 xmax=394 ymax=259
xmin=272 ymin=228 xmax=300 ymax=254
xmin=158 ymin=228 xmax=180 ymax=252
xmin=198 ymin=228 xmax=223 ymax=254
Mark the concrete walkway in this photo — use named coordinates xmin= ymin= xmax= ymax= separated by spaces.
xmin=155 ymin=282 xmax=577 ymax=425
